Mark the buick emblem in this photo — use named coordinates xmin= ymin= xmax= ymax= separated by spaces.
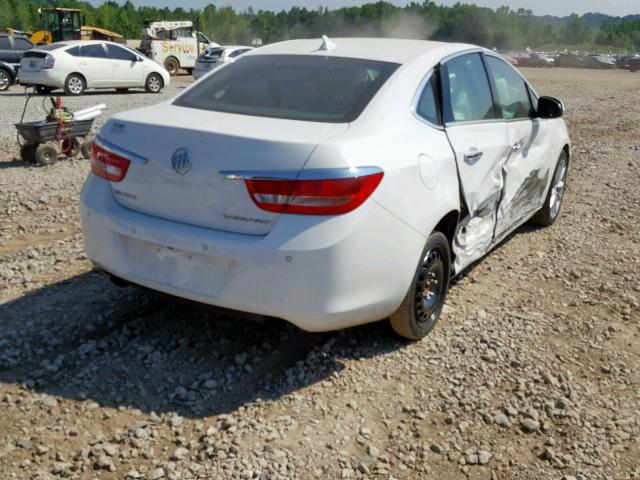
xmin=171 ymin=148 xmax=192 ymax=175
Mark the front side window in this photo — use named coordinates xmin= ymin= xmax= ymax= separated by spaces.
xmin=441 ymin=53 xmax=497 ymax=123
xmin=174 ymin=55 xmax=399 ymax=123
xmin=416 ymin=74 xmax=441 ymax=126
xmin=485 ymin=55 xmax=532 ymax=120
xmin=81 ymin=44 xmax=106 ymax=58
xmin=106 ymin=44 xmax=137 ymax=61
xmin=0 ymin=37 xmax=10 ymax=50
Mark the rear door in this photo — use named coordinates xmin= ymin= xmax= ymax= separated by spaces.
xmin=441 ymin=52 xmax=510 ymax=266
xmin=484 ymin=54 xmax=552 ymax=239
xmin=105 ymin=44 xmax=144 ymax=87
xmin=78 ymin=43 xmax=111 ymax=87
xmin=0 ymin=36 xmax=18 ymax=65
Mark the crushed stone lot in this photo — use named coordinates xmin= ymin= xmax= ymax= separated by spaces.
xmin=0 ymin=68 xmax=639 ymax=479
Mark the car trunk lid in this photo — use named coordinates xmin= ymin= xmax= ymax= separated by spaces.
xmin=101 ymin=104 xmax=349 ymax=235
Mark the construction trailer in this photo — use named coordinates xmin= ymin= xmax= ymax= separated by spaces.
xmin=138 ymin=20 xmax=218 ymax=75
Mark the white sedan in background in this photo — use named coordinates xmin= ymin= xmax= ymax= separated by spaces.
xmin=192 ymin=45 xmax=254 ymax=79
xmin=81 ymin=37 xmax=569 ymax=339
xmin=18 ymin=40 xmax=170 ymax=95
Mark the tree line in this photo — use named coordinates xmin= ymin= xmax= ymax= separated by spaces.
xmin=1 ymin=0 xmax=639 ymax=51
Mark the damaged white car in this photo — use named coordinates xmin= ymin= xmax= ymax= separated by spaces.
xmin=80 ymin=37 xmax=569 ymax=339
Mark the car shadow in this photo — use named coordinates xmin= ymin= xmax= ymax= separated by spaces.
xmin=0 ymin=270 xmax=404 ymax=419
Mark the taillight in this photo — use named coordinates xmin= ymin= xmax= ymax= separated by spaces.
xmin=90 ymin=142 xmax=130 ymax=182
xmin=244 ymin=170 xmax=383 ymax=215
xmin=43 ymin=54 xmax=55 ymax=69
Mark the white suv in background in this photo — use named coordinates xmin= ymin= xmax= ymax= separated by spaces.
xmin=18 ymin=40 xmax=170 ymax=95
xmin=192 ymin=46 xmax=254 ymax=79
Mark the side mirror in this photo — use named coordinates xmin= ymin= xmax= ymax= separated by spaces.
xmin=135 ymin=56 xmax=143 ymax=62
xmin=536 ymin=96 xmax=564 ymax=119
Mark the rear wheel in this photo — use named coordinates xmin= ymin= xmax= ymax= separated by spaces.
xmin=164 ymin=57 xmax=179 ymax=76
xmin=64 ymin=74 xmax=85 ymax=96
xmin=390 ymin=232 xmax=451 ymax=340
xmin=0 ymin=69 xmax=10 ymax=91
xmin=145 ymin=73 xmax=164 ymax=93
xmin=35 ymin=143 xmax=59 ymax=166
xmin=20 ymin=143 xmax=37 ymax=162
xmin=529 ymin=151 xmax=569 ymax=227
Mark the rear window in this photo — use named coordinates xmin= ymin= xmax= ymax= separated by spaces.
xmin=174 ymin=55 xmax=399 ymax=123
xmin=38 ymin=43 xmax=68 ymax=51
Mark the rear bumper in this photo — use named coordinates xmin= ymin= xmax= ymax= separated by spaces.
xmin=18 ymin=69 xmax=66 ymax=87
xmin=80 ymin=175 xmax=426 ymax=332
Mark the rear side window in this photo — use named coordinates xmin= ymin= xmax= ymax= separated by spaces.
xmin=485 ymin=56 xmax=532 ymax=120
xmin=441 ymin=53 xmax=497 ymax=123
xmin=67 ymin=46 xmax=80 ymax=56
xmin=0 ymin=37 xmax=11 ymax=49
xmin=174 ymin=55 xmax=399 ymax=123
xmin=416 ymin=74 xmax=441 ymax=126
xmin=81 ymin=44 xmax=106 ymax=58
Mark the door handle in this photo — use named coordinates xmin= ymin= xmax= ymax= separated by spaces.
xmin=511 ymin=141 xmax=522 ymax=151
xmin=463 ymin=149 xmax=483 ymax=163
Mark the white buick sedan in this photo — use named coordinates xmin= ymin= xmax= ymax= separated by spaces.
xmin=81 ymin=38 xmax=570 ymax=339
xmin=19 ymin=40 xmax=170 ymax=95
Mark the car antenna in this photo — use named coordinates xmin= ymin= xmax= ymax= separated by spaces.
xmin=319 ymin=35 xmax=336 ymax=51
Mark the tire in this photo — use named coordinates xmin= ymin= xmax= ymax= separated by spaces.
xmin=61 ymin=137 xmax=80 ymax=157
xmin=20 ymin=143 xmax=37 ymax=162
xmin=35 ymin=84 xmax=54 ymax=95
xmin=390 ymin=232 xmax=451 ymax=340
xmin=529 ymin=151 xmax=569 ymax=227
xmin=164 ymin=57 xmax=179 ymax=76
xmin=80 ymin=139 xmax=93 ymax=159
xmin=64 ymin=74 xmax=85 ymax=96
xmin=35 ymin=143 xmax=59 ymax=166
xmin=0 ymin=68 xmax=10 ymax=91
xmin=145 ymin=73 xmax=164 ymax=93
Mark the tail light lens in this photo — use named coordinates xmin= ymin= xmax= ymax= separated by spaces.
xmin=43 ymin=54 xmax=55 ymax=69
xmin=245 ymin=170 xmax=384 ymax=215
xmin=90 ymin=143 xmax=130 ymax=182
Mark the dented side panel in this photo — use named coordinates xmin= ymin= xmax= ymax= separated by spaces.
xmin=444 ymin=121 xmax=511 ymax=272
xmin=494 ymin=119 xmax=553 ymax=239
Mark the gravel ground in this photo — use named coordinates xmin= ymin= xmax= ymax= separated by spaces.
xmin=0 ymin=68 xmax=639 ymax=480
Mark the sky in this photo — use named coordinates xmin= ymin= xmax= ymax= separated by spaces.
xmin=116 ymin=0 xmax=640 ymax=17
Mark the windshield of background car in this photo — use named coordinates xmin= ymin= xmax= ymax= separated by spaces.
xmin=174 ymin=54 xmax=400 ymax=123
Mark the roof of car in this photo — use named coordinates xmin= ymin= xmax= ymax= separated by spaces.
xmin=250 ymin=37 xmax=475 ymax=65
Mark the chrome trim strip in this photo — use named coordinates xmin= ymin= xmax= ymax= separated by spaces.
xmin=94 ymin=134 xmax=148 ymax=165
xmin=221 ymin=166 xmax=383 ymax=181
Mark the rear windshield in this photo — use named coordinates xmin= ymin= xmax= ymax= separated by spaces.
xmin=173 ymin=54 xmax=399 ymax=123
xmin=202 ymin=47 xmax=223 ymax=59
xmin=37 ymin=43 xmax=68 ymax=51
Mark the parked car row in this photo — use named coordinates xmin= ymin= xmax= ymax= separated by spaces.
xmin=500 ymin=49 xmax=640 ymax=71
xmin=1 ymin=32 xmax=254 ymax=94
